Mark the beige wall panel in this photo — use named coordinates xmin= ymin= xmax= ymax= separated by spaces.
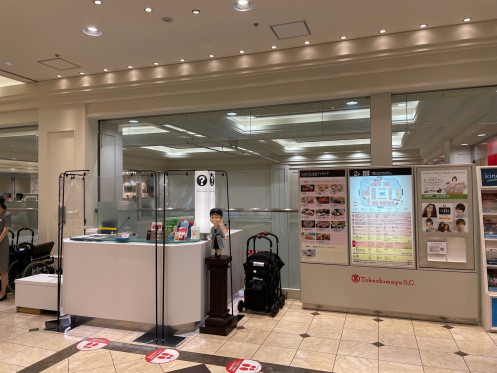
xmin=301 ymin=263 xmax=478 ymax=320
xmin=38 ymin=104 xmax=95 ymax=245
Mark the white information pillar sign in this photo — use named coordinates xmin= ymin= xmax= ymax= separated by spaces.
xmin=195 ymin=171 xmax=216 ymax=233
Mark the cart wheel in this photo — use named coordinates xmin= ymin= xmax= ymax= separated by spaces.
xmin=7 ymin=260 xmax=21 ymax=293
xmin=270 ymin=302 xmax=279 ymax=317
xmin=237 ymin=300 xmax=244 ymax=312
xmin=279 ymin=295 xmax=285 ymax=309
xmin=21 ymin=261 xmax=51 ymax=278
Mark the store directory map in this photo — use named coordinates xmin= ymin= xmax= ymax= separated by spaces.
xmin=349 ymin=168 xmax=414 ymax=267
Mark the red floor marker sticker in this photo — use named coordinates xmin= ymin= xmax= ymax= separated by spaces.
xmin=76 ymin=338 xmax=110 ymax=351
xmin=226 ymin=359 xmax=262 ymax=373
xmin=145 ymin=348 xmax=180 ymax=364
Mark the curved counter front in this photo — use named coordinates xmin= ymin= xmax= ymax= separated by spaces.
xmin=62 ymin=230 xmax=242 ymax=326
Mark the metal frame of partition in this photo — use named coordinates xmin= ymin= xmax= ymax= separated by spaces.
xmin=157 ymin=170 xmax=234 ymax=341
xmin=45 ymin=169 xmax=89 ymax=332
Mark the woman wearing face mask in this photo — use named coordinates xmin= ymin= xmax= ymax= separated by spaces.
xmin=0 ymin=194 xmax=11 ymax=301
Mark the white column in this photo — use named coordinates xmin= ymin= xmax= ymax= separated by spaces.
xmin=38 ymin=104 xmax=97 ymax=246
xmin=99 ymin=124 xmax=123 ymax=201
xmin=443 ymin=139 xmax=452 ymax=164
xmin=370 ymin=93 xmax=392 ymax=166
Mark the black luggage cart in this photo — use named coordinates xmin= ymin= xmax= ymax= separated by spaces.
xmin=237 ymin=232 xmax=285 ymax=317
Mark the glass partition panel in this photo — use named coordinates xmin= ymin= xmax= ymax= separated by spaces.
xmin=101 ymin=97 xmax=371 ymax=171
xmin=5 ymin=201 xmax=38 ymax=244
xmin=392 ymin=86 xmax=497 ymax=165
xmin=229 ymin=210 xmax=300 ymax=289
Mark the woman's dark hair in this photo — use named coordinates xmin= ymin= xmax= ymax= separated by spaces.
xmin=0 ymin=194 xmax=6 ymax=210
xmin=209 ymin=208 xmax=223 ymax=217
xmin=422 ymin=203 xmax=437 ymax=217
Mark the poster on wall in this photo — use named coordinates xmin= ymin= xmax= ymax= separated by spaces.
xmin=299 ymin=169 xmax=347 ymax=264
xmin=349 ymin=168 xmax=414 ymax=268
xmin=420 ymin=169 xmax=468 ymax=199
xmin=421 ymin=202 xmax=468 ymax=233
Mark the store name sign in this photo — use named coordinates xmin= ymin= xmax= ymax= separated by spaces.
xmin=351 ymin=274 xmax=415 ymax=287
xmin=481 ymin=168 xmax=497 ymax=187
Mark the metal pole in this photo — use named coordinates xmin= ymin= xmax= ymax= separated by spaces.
xmin=56 ymin=173 xmax=64 ymax=324
xmin=225 ymin=171 xmax=234 ymax=317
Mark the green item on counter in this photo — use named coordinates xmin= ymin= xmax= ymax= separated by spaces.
xmin=164 ymin=217 xmax=178 ymax=238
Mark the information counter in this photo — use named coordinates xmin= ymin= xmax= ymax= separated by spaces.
xmin=62 ymin=230 xmax=243 ymax=326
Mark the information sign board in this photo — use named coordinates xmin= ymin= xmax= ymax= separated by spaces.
xmin=349 ymin=168 xmax=414 ymax=267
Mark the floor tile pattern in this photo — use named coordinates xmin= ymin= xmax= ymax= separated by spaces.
xmin=0 ymin=295 xmax=496 ymax=372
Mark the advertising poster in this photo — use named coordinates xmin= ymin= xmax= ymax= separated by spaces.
xmin=349 ymin=168 xmax=414 ymax=268
xmin=421 ymin=169 xmax=468 ymax=199
xmin=299 ymin=169 xmax=347 ymax=264
xmin=421 ymin=202 xmax=468 ymax=233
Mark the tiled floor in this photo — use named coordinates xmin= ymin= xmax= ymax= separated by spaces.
xmin=1 ymin=294 xmax=497 ymax=372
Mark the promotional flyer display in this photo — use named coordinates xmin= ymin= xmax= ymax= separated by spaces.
xmin=299 ymin=169 xmax=347 ymax=264
xmin=421 ymin=169 xmax=468 ymax=199
xmin=349 ymin=168 xmax=414 ymax=267
xmin=420 ymin=169 xmax=470 ymax=263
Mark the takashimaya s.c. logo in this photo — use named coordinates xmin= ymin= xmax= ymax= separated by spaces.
xmin=351 ymin=274 xmax=360 ymax=283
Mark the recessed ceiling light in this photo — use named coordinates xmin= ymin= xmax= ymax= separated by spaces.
xmin=239 ymin=50 xmax=245 ymax=54
xmin=461 ymin=143 xmax=469 ymax=146
xmin=83 ymin=26 xmax=102 ymax=36
xmin=129 ymin=120 xmax=139 ymax=123
xmin=304 ymin=41 xmax=310 ymax=45
xmin=180 ymin=58 xmax=186 ymax=62
xmin=79 ymin=72 xmax=85 ymax=75
xmin=192 ymin=9 xmax=200 ymax=14
xmin=463 ymin=18 xmax=471 ymax=22
xmin=127 ymin=65 xmax=133 ymax=69
xmin=271 ymin=45 xmax=277 ymax=49
xmin=93 ymin=0 xmax=102 ymax=4
xmin=103 ymin=68 xmax=108 ymax=72
xmin=420 ymin=24 xmax=427 ymax=28
xmin=57 ymin=74 xmax=62 ymax=78
xmin=4 ymin=61 xmax=13 ymax=66
xmin=346 ymin=101 xmax=358 ymax=105
xmin=144 ymin=7 xmax=152 ymax=12
xmin=233 ymin=0 xmax=253 ymax=11
xmin=227 ymin=112 xmax=237 ymax=116
xmin=379 ymin=29 xmax=386 ymax=34
xmin=340 ymin=35 xmax=347 ymax=40
xmin=478 ymin=133 xmax=486 ymax=136
xmin=153 ymin=62 xmax=159 ymax=65
xmin=209 ymin=54 xmax=214 ymax=58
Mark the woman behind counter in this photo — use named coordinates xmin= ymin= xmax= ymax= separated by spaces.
xmin=0 ymin=194 xmax=11 ymax=301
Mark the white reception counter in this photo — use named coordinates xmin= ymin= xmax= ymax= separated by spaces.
xmin=62 ymin=230 xmax=243 ymax=326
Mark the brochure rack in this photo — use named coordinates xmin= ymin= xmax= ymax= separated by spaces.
xmin=477 ymin=166 xmax=497 ymax=331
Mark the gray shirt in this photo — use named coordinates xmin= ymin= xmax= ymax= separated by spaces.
xmin=0 ymin=210 xmax=11 ymax=248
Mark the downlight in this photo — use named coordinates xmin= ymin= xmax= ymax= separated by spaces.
xmin=83 ymin=26 xmax=102 ymax=36
xmin=233 ymin=0 xmax=253 ymax=12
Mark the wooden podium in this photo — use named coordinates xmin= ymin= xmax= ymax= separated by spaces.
xmin=200 ymin=255 xmax=237 ymax=336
